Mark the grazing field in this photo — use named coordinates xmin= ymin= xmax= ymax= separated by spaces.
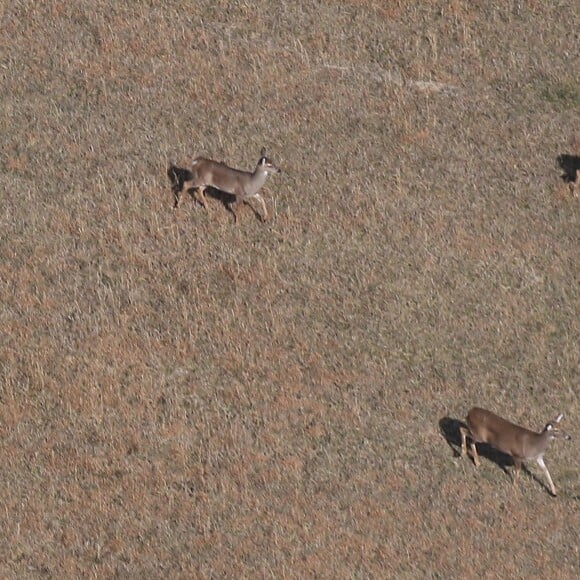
xmin=1 ymin=1 xmax=578 ymax=577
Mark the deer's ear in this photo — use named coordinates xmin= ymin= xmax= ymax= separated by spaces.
xmin=260 ymin=147 xmax=267 ymax=157
xmin=555 ymin=413 xmax=564 ymax=423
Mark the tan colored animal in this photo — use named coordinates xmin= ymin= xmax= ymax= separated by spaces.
xmin=174 ymin=148 xmax=280 ymax=222
xmin=460 ymin=407 xmax=571 ymax=495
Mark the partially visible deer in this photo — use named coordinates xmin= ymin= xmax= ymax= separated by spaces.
xmin=173 ymin=148 xmax=280 ymax=222
xmin=460 ymin=407 xmax=571 ymax=496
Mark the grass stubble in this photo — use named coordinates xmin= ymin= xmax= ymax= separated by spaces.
xmin=0 ymin=1 xmax=578 ymax=577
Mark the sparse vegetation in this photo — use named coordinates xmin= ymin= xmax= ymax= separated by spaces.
xmin=542 ymin=83 xmax=580 ymax=109
xmin=0 ymin=1 xmax=578 ymax=577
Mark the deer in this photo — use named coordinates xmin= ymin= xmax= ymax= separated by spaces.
xmin=173 ymin=148 xmax=281 ymax=222
xmin=459 ymin=407 xmax=571 ymax=496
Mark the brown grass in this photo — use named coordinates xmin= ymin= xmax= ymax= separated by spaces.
xmin=0 ymin=0 xmax=578 ymax=577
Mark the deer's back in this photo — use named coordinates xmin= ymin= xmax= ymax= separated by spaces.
xmin=467 ymin=407 xmax=538 ymax=459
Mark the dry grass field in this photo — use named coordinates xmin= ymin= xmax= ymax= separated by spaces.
xmin=1 ymin=0 xmax=579 ymax=577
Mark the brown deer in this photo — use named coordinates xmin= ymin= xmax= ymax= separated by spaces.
xmin=173 ymin=148 xmax=280 ymax=222
xmin=460 ymin=407 xmax=571 ymax=495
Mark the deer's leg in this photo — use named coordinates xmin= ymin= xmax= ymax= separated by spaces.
xmin=228 ymin=198 xmax=239 ymax=223
xmin=536 ymin=456 xmax=556 ymax=496
xmin=470 ymin=442 xmax=480 ymax=467
xmin=459 ymin=426 xmax=469 ymax=456
xmin=194 ymin=186 xmax=207 ymax=209
xmin=460 ymin=426 xmax=480 ymax=466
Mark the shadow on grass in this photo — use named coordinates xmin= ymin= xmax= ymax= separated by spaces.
xmin=167 ymin=164 xmax=264 ymax=222
xmin=556 ymin=153 xmax=580 ymax=185
xmin=167 ymin=165 xmax=193 ymax=203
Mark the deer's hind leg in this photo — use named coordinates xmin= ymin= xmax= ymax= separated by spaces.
xmin=460 ymin=426 xmax=480 ymax=466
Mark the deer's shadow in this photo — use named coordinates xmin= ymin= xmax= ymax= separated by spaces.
xmin=167 ymin=164 xmax=263 ymax=222
xmin=167 ymin=165 xmax=192 ymax=197
xmin=556 ymin=153 xmax=580 ymax=184
xmin=438 ymin=416 xmax=548 ymax=492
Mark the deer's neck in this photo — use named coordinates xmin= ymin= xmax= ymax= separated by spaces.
xmin=525 ymin=430 xmax=551 ymax=458
xmin=248 ymin=166 xmax=268 ymax=192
